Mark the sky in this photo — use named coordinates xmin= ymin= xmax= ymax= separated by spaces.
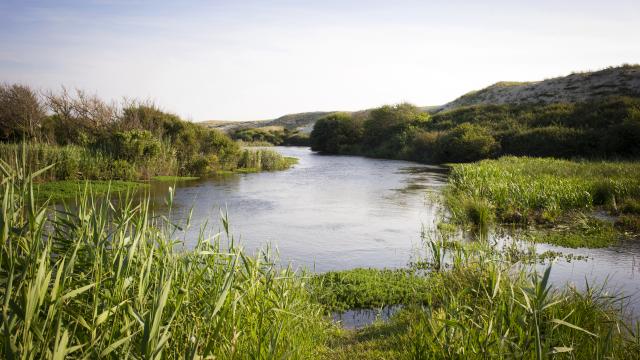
xmin=1 ymin=0 xmax=639 ymax=121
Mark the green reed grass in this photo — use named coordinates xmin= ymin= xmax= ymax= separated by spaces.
xmin=238 ymin=149 xmax=298 ymax=172
xmin=0 ymin=158 xmax=327 ymax=359
xmin=446 ymin=157 xmax=640 ymax=224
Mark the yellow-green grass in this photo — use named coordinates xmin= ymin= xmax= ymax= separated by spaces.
xmin=34 ymin=180 xmax=148 ymax=202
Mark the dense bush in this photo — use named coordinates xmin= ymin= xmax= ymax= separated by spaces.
xmin=310 ymin=113 xmax=363 ymax=153
xmin=433 ymin=123 xmax=500 ymax=162
xmin=310 ymin=96 xmax=640 ymax=163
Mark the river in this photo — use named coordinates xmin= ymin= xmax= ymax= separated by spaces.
xmin=144 ymin=146 xmax=640 ymax=319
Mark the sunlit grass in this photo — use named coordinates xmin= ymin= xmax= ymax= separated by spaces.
xmin=0 ymin=159 xmax=328 ymax=359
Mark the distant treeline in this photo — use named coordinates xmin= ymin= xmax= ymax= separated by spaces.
xmin=310 ymin=97 xmax=640 ymax=163
xmin=232 ymin=127 xmax=310 ymax=146
xmin=0 ymin=83 xmax=292 ymax=180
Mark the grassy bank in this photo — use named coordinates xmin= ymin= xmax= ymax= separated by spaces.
xmin=35 ymin=179 xmax=148 ymax=202
xmin=0 ymin=162 xmax=327 ymax=359
xmin=319 ymin=236 xmax=640 ymax=359
xmin=445 ymin=157 xmax=640 ymax=247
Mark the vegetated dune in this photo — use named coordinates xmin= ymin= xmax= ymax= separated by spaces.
xmin=201 ymin=111 xmax=336 ymax=134
xmin=436 ymin=64 xmax=640 ymax=111
xmin=200 ymin=64 xmax=640 ymax=133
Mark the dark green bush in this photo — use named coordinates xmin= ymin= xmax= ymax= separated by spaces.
xmin=500 ymin=126 xmax=593 ymax=158
xmin=434 ymin=123 xmax=500 ymax=162
xmin=310 ymin=113 xmax=363 ymax=153
xmin=310 ymin=96 xmax=640 ymax=163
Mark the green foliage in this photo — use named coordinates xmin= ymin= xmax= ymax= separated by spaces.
xmin=311 ymin=269 xmax=431 ymax=312
xmin=444 ymin=157 xmax=640 ymax=247
xmin=363 ymin=103 xmax=429 ymax=149
xmin=530 ymin=216 xmax=619 ymax=248
xmin=311 ymin=97 xmax=640 ymax=163
xmin=34 ymin=180 xmax=147 ymax=202
xmin=110 ymin=159 xmax=138 ymax=180
xmin=232 ymin=127 xmax=310 ymax=146
xmin=108 ymin=130 xmax=162 ymax=162
xmin=323 ymin=240 xmax=640 ymax=358
xmin=433 ymin=123 xmax=500 ymax=162
xmin=237 ymin=149 xmax=298 ymax=171
xmin=311 ymin=113 xmax=363 ymax=153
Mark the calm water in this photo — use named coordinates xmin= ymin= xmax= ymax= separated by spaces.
xmin=146 ymin=146 xmax=640 ymax=319
xmin=147 ymin=146 xmax=447 ymax=272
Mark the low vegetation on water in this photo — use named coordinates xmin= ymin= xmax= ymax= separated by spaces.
xmin=444 ymin=157 xmax=640 ymax=247
xmin=321 ymin=234 xmax=640 ymax=359
xmin=311 ymin=269 xmax=431 ymax=312
xmin=151 ymin=175 xmax=200 ymax=182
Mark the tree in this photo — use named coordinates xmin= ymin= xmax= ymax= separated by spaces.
xmin=363 ymin=103 xmax=429 ymax=147
xmin=0 ymin=83 xmax=46 ymax=141
xmin=310 ymin=113 xmax=363 ymax=153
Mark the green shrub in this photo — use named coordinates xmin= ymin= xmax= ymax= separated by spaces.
xmin=110 ymin=159 xmax=138 ymax=180
xmin=311 ymin=113 xmax=363 ymax=153
xmin=435 ymin=123 xmax=500 ymax=162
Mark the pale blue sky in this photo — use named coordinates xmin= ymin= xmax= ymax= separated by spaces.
xmin=1 ymin=0 xmax=639 ymax=120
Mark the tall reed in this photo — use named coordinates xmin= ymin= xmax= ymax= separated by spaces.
xmin=0 ymin=158 xmax=327 ymax=358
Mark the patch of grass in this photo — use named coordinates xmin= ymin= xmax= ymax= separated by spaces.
xmin=311 ymin=269 xmax=431 ymax=312
xmin=617 ymin=214 xmax=640 ymax=233
xmin=447 ymin=157 xmax=640 ymax=224
xmin=35 ymin=179 xmax=148 ymax=202
xmin=151 ymin=175 xmax=199 ymax=182
xmin=445 ymin=157 xmax=640 ymax=247
xmin=530 ymin=216 xmax=619 ymax=248
xmin=620 ymin=199 xmax=640 ymax=214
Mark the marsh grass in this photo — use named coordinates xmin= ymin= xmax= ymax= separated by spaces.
xmin=34 ymin=179 xmax=148 ymax=202
xmin=0 ymin=159 xmax=327 ymax=358
xmin=323 ymin=228 xmax=640 ymax=359
xmin=238 ymin=149 xmax=298 ymax=171
xmin=447 ymin=157 xmax=640 ymax=220
xmin=529 ymin=215 xmax=619 ymax=248
xmin=445 ymin=157 xmax=640 ymax=247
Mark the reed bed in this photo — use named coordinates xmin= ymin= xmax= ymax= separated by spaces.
xmin=238 ymin=149 xmax=298 ymax=172
xmin=0 ymin=160 xmax=327 ymax=359
xmin=446 ymin=156 xmax=640 ymax=224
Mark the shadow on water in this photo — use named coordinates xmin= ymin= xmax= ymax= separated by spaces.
xmin=332 ymin=305 xmax=403 ymax=330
